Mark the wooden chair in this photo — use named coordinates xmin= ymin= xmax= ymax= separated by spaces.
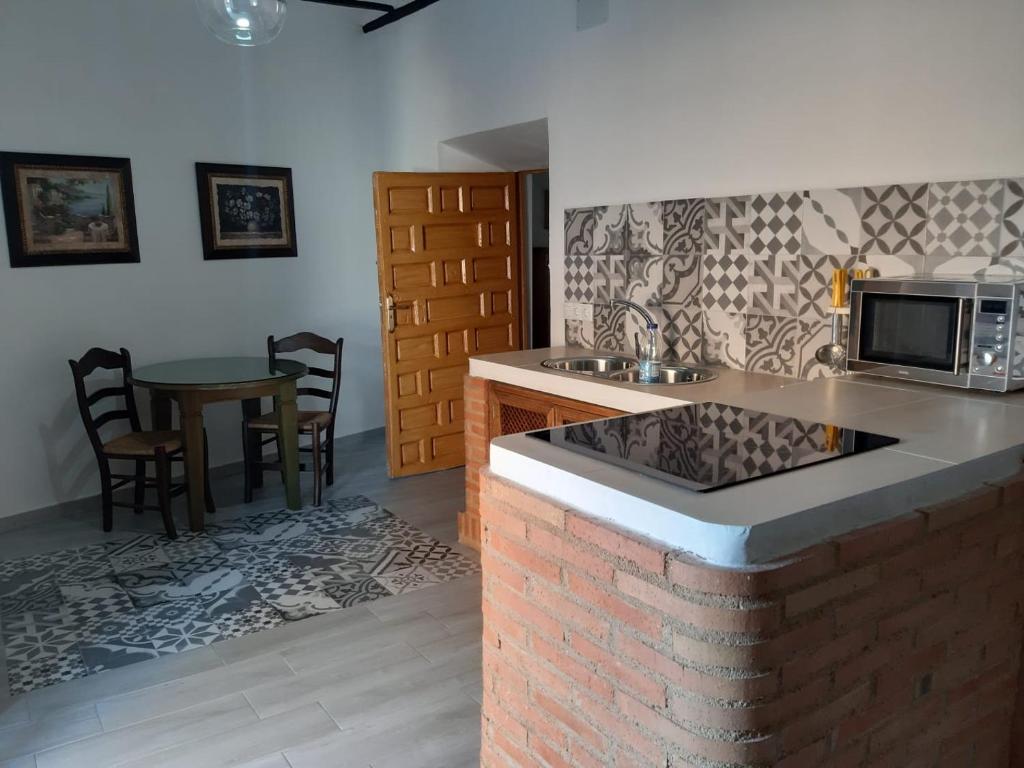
xmin=241 ymin=332 xmax=343 ymax=506
xmin=69 ymin=347 xmax=214 ymax=539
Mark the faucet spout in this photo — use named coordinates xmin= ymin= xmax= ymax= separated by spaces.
xmin=611 ymin=298 xmax=656 ymax=328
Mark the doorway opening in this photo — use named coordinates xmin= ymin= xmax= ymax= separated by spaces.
xmin=439 ymin=118 xmax=550 ymax=350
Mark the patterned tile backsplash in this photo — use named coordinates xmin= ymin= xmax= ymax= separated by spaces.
xmin=562 ymin=177 xmax=1024 ymax=379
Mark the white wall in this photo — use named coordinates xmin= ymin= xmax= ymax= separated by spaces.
xmin=365 ymin=0 xmax=1024 ymax=341
xmin=3 ymin=0 xmax=1024 ymax=520
xmin=0 ymin=0 xmax=387 ymax=519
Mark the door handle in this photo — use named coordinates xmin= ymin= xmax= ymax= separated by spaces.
xmin=384 ymin=295 xmax=412 ymax=333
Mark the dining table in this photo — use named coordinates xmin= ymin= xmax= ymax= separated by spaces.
xmin=129 ymin=356 xmax=308 ymax=532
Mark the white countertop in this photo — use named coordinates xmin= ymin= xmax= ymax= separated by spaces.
xmin=473 ymin=348 xmax=1024 ymax=566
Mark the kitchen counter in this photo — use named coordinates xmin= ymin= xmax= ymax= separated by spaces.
xmin=471 ymin=347 xmax=1024 ymax=565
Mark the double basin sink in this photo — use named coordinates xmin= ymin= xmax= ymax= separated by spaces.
xmin=540 ymin=355 xmax=717 ymax=385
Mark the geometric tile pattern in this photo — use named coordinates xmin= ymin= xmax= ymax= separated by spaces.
xmin=747 ymin=192 xmax=803 ymax=257
xmin=702 ymin=197 xmax=751 ymax=313
xmin=564 ymin=253 xmax=595 ymax=302
xmin=924 ymin=179 xmax=1003 ymax=265
xmin=563 ymin=176 xmax=1024 ymax=378
xmin=0 ymin=497 xmax=477 ymax=694
xmin=999 ymin=179 xmax=1024 ymax=263
xmin=565 ymin=208 xmax=596 ymax=256
xmin=860 ymin=184 xmax=928 ymax=257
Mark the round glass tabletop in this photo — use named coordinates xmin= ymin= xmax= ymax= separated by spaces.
xmin=130 ymin=357 xmax=307 ymax=388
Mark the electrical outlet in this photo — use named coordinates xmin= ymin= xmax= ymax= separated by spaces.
xmin=564 ymin=302 xmax=594 ymax=321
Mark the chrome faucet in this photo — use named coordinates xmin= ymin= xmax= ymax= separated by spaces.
xmin=612 ymin=299 xmax=662 ymax=382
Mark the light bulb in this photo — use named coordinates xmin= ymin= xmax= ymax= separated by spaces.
xmin=195 ymin=0 xmax=287 ymax=47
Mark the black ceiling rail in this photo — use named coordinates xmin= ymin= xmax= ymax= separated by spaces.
xmin=302 ymin=0 xmax=395 ymax=12
xmin=361 ymin=0 xmax=441 ymax=33
xmin=299 ymin=0 xmax=440 ymax=33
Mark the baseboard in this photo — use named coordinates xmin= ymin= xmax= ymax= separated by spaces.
xmin=0 ymin=426 xmax=386 ymax=534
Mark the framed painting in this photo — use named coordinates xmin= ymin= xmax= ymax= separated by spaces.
xmin=0 ymin=152 xmax=140 ymax=268
xmin=195 ymin=163 xmax=297 ymax=260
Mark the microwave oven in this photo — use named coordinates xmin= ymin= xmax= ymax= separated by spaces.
xmin=847 ymin=276 xmax=1024 ymax=392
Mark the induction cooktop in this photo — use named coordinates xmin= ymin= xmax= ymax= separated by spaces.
xmin=525 ymin=402 xmax=899 ymax=493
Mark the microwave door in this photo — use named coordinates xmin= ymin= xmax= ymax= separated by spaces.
xmin=856 ymin=294 xmax=965 ymax=374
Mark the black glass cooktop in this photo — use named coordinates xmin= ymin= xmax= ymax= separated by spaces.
xmin=526 ymin=402 xmax=899 ymax=493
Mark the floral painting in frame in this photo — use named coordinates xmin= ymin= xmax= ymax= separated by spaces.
xmin=195 ymin=163 xmax=297 ymax=260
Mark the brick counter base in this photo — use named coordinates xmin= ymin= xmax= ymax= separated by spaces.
xmin=479 ymin=469 xmax=1024 ymax=767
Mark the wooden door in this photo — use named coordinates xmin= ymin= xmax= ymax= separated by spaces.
xmin=373 ymin=172 xmax=521 ymax=477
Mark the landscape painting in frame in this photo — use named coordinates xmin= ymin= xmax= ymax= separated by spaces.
xmin=0 ymin=152 xmax=140 ymax=267
xmin=195 ymin=163 xmax=297 ymax=260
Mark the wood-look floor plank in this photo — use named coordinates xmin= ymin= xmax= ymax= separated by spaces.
xmin=96 ymin=653 xmax=294 ymax=731
xmin=286 ymin=691 xmax=479 ymax=768
xmin=114 ymin=702 xmax=339 ymax=768
xmin=243 ymin=643 xmax=427 ymax=719
xmin=35 ymin=694 xmax=258 ymax=768
xmin=25 ymin=648 xmax=223 ymax=722
xmin=0 ymin=705 xmax=100 ymax=763
xmin=280 ymin=613 xmax=450 ymax=675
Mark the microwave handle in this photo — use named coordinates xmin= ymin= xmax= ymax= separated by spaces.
xmin=952 ymin=298 xmax=968 ymax=376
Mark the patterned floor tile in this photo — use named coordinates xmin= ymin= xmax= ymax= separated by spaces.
xmin=592 ymin=205 xmax=627 ymax=254
xmin=747 ymin=192 xmax=803 ymax=258
xmin=215 ymin=600 xmax=285 ymax=639
xmin=8 ymin=650 xmax=87 ymax=694
xmin=702 ymin=197 xmax=751 ymax=313
xmin=745 ymin=315 xmax=801 ymax=377
xmin=115 ymin=566 xmax=180 ymax=608
xmin=999 ymin=178 xmax=1024 ymax=265
xmin=324 ymin=578 xmax=392 ymax=609
xmin=149 ymin=603 xmax=223 ymax=656
xmin=860 ymin=183 xmax=928 ymax=257
xmin=565 ymin=208 xmax=596 ymax=255
xmin=564 ymin=253 xmax=595 ymax=302
xmin=107 ymin=535 xmax=169 ymax=574
xmin=2 ymin=615 xmax=79 ymax=664
xmin=801 ymin=188 xmax=861 ymax=256
xmin=593 ymin=252 xmax=627 ymax=303
xmin=627 ymin=202 xmax=664 ymax=255
xmin=702 ymin=309 xmax=746 ymax=370
xmin=1 ymin=494 xmax=476 ymax=694
xmin=924 ymin=179 xmax=1003 ymax=267
xmin=373 ymin=565 xmax=445 ymax=596
xmin=59 ymin=578 xmax=135 ymax=626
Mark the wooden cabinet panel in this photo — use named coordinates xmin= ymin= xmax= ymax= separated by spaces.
xmin=458 ymin=377 xmax=625 ymax=550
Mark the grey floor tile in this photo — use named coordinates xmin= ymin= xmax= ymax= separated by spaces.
xmin=0 ymin=705 xmax=100 ymax=763
xmin=115 ymin=703 xmax=338 ymax=768
xmin=35 ymin=694 xmax=257 ymax=768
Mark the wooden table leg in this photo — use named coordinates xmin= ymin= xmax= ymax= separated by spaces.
xmin=241 ymin=398 xmax=264 ymax=489
xmin=178 ymin=392 xmax=208 ymax=532
xmin=151 ymin=390 xmax=173 ymax=430
xmin=277 ymin=381 xmax=302 ymax=510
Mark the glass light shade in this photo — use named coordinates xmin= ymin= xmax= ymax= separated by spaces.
xmin=196 ymin=0 xmax=287 ymax=47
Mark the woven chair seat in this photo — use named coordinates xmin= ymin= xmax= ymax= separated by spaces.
xmin=247 ymin=410 xmax=332 ymax=432
xmin=103 ymin=430 xmax=183 ymax=457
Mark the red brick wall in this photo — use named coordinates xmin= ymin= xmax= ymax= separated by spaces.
xmin=459 ymin=374 xmax=490 ymax=549
xmin=479 ymin=469 xmax=1024 ymax=767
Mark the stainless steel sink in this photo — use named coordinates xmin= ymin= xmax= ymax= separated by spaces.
xmin=540 ymin=355 xmax=636 ymax=375
xmin=607 ymin=366 xmax=718 ymax=385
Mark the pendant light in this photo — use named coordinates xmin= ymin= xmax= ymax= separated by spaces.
xmin=196 ymin=0 xmax=288 ymax=47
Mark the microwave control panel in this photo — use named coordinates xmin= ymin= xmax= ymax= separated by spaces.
xmin=971 ymin=296 xmax=1014 ymax=382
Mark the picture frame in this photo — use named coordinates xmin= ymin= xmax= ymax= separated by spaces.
xmin=195 ymin=163 xmax=297 ymax=260
xmin=0 ymin=152 xmax=140 ymax=268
